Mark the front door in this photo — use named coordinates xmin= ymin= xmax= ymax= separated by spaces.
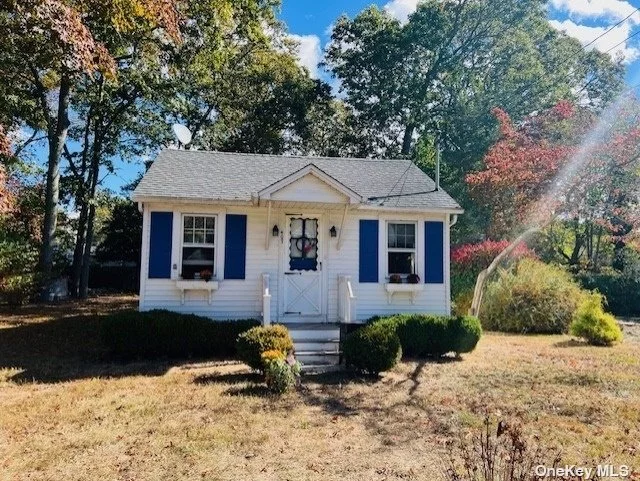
xmin=283 ymin=216 xmax=323 ymax=316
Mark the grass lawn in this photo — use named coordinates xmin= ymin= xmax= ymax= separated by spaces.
xmin=1 ymin=296 xmax=639 ymax=480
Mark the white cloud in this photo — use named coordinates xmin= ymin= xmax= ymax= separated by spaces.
xmin=549 ymin=18 xmax=640 ymax=63
xmin=549 ymin=0 xmax=640 ymax=23
xmin=289 ymin=34 xmax=322 ymax=78
xmin=384 ymin=0 xmax=419 ymax=23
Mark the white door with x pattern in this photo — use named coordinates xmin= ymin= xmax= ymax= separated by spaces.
xmin=283 ymin=216 xmax=323 ymax=317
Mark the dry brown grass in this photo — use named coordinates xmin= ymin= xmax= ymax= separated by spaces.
xmin=1 ymin=297 xmax=639 ymax=481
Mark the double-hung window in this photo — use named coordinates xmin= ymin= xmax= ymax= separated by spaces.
xmin=181 ymin=215 xmax=216 ymax=279
xmin=387 ymin=222 xmax=417 ymax=276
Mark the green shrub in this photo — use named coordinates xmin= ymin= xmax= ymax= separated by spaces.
xmin=452 ymin=288 xmax=474 ymax=316
xmin=236 ymin=325 xmax=294 ymax=371
xmin=481 ymin=258 xmax=586 ymax=334
xmin=343 ymin=323 xmax=401 ymax=375
xmin=102 ymin=310 xmax=258 ymax=359
xmin=0 ymin=273 xmax=38 ymax=307
xmin=576 ymin=271 xmax=640 ymax=317
xmin=449 ymin=315 xmax=483 ymax=354
xmin=373 ymin=314 xmax=482 ymax=357
xmin=570 ymin=293 xmax=623 ymax=346
xmin=264 ymin=357 xmax=301 ymax=394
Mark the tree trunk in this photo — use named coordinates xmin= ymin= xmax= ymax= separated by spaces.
xmin=79 ymin=120 xmax=103 ymax=299
xmin=401 ymin=123 xmax=415 ymax=156
xmin=40 ymin=74 xmax=72 ymax=285
xmin=70 ymin=202 xmax=89 ymax=297
xmin=79 ymin=201 xmax=96 ymax=298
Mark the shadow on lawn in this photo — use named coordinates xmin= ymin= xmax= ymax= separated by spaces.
xmin=0 ymin=307 xmax=182 ymax=384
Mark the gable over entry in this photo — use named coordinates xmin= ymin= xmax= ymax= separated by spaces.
xmin=256 ymin=164 xmax=362 ymax=207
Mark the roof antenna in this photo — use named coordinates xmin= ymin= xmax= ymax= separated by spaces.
xmin=172 ymin=123 xmax=192 ymax=149
xmin=435 ymin=141 xmax=441 ymax=191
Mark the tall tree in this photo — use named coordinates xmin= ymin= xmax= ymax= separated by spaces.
xmin=0 ymin=0 xmax=178 ymax=287
xmin=325 ymin=0 xmax=624 ymax=241
xmin=162 ymin=0 xmax=330 ymax=153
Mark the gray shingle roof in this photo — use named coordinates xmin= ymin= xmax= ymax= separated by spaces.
xmin=132 ymin=150 xmax=462 ymax=211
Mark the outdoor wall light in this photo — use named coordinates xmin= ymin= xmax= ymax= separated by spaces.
xmin=272 ymin=225 xmax=280 ymax=237
xmin=329 ymin=226 xmax=337 ymax=238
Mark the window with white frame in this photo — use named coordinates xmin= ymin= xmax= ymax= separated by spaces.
xmin=387 ymin=222 xmax=416 ymax=276
xmin=181 ymin=215 xmax=216 ymax=279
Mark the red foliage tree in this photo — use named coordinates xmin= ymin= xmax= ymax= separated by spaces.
xmin=467 ymin=99 xmax=640 ymax=267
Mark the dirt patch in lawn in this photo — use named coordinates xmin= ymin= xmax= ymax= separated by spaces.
xmin=1 ymin=297 xmax=639 ymax=480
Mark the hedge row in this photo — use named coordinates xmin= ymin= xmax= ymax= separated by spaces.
xmin=343 ymin=313 xmax=482 ymax=374
xmin=102 ymin=310 xmax=259 ymax=359
xmin=372 ymin=314 xmax=482 ymax=357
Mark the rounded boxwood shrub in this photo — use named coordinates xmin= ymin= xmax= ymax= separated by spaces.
xmin=102 ymin=310 xmax=258 ymax=359
xmin=373 ymin=314 xmax=481 ymax=357
xmin=343 ymin=323 xmax=401 ymax=375
xmin=236 ymin=325 xmax=294 ymax=371
xmin=481 ymin=258 xmax=586 ymax=334
xmin=570 ymin=293 xmax=623 ymax=346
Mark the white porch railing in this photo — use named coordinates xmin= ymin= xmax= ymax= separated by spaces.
xmin=262 ymin=273 xmax=271 ymax=326
xmin=338 ymin=275 xmax=357 ymax=323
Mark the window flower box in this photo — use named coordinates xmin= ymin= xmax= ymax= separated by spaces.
xmin=175 ymin=279 xmax=219 ymax=305
xmin=384 ymin=283 xmax=424 ymax=304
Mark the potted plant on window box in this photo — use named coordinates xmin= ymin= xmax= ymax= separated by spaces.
xmin=199 ymin=269 xmax=213 ymax=282
xmin=407 ymin=273 xmax=420 ymax=284
xmin=389 ymin=274 xmax=403 ymax=284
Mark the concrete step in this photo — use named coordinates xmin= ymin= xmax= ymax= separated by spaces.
xmin=285 ymin=326 xmax=341 ymax=342
xmin=295 ymin=340 xmax=340 ymax=352
xmin=296 ymin=351 xmax=341 ymax=366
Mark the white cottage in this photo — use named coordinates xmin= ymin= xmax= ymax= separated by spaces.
xmin=132 ymin=150 xmax=463 ymax=365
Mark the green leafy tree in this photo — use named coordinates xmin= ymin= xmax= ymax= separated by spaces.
xmin=95 ymin=199 xmax=142 ymax=266
xmin=325 ymin=0 xmax=624 ymax=240
xmin=0 ymin=0 xmax=179 ymax=286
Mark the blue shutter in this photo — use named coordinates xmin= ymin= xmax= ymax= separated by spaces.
xmin=425 ymin=221 xmax=444 ymax=284
xmin=224 ymin=214 xmax=247 ymax=280
xmin=359 ymin=219 xmax=379 ymax=283
xmin=148 ymin=212 xmax=173 ymax=279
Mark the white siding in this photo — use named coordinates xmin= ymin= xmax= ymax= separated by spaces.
xmin=139 ymin=203 xmax=452 ymax=322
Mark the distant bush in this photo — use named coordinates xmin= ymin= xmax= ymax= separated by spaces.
xmin=576 ymin=271 xmax=640 ymax=317
xmin=570 ymin=293 xmax=623 ymax=346
xmin=0 ymin=240 xmax=39 ymax=307
xmin=0 ymin=273 xmax=38 ymax=307
xmin=236 ymin=325 xmax=294 ymax=371
xmin=481 ymin=259 xmax=586 ymax=334
xmin=451 ymin=240 xmax=534 ymax=315
xmin=373 ymin=314 xmax=482 ymax=357
xmin=102 ymin=310 xmax=258 ymax=359
xmin=343 ymin=323 xmax=402 ymax=375
xmin=264 ymin=357 xmax=301 ymax=394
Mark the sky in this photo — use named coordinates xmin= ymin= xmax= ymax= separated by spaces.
xmin=25 ymin=0 xmax=640 ymax=194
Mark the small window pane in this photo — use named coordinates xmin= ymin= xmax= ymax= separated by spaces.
xmin=194 ymin=217 xmax=204 ymax=228
xmin=388 ymin=252 xmax=415 ymax=275
xmin=185 ymin=216 xmax=194 ymax=228
xmin=290 ymin=218 xmax=303 ymax=237
xmin=205 ymin=231 xmax=214 ymax=244
xmin=289 ymin=239 xmax=303 ymax=258
xmin=205 ymin=217 xmax=215 ymax=229
xmin=194 ymin=230 xmax=205 ymax=244
xmin=183 ymin=230 xmax=192 ymax=243
xmin=305 ymin=219 xmax=318 ymax=237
